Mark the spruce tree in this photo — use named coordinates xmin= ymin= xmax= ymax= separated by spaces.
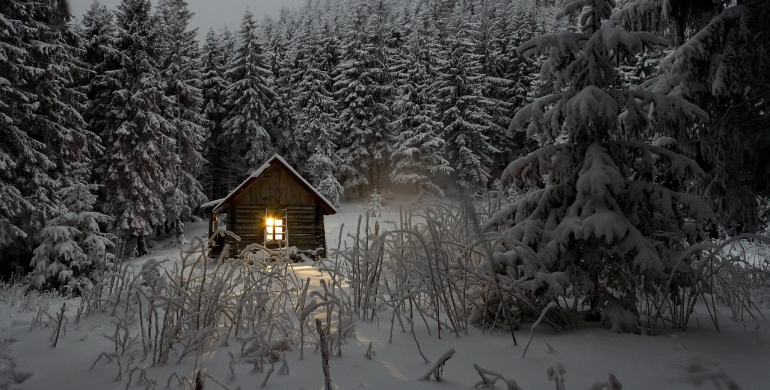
xmin=30 ymin=168 xmax=112 ymax=295
xmin=200 ymin=28 xmax=232 ymax=200
xmin=80 ymin=0 xmax=120 ymax=146
xmin=615 ymin=1 xmax=770 ymax=232
xmin=95 ymin=0 xmax=175 ymax=256
xmin=262 ymin=13 xmax=295 ymax=158
xmin=389 ymin=4 xmax=451 ymax=198
xmin=222 ymin=10 xmax=277 ymax=180
xmin=0 ymin=0 xmax=49 ymax=247
xmin=484 ymin=0 xmax=711 ymax=330
xmin=292 ymin=20 xmax=343 ymax=206
xmin=333 ymin=2 xmax=389 ymax=198
xmin=436 ymin=1 xmax=502 ymax=190
xmin=155 ymin=0 xmax=207 ymax=243
xmin=1 ymin=0 xmax=100 ymax=259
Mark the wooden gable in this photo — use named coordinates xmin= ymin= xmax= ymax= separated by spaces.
xmin=212 ymin=155 xmax=336 ymax=215
xmin=233 ymin=164 xmax=316 ymax=207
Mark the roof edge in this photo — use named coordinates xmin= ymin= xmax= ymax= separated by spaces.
xmin=210 ymin=154 xmax=338 ymax=215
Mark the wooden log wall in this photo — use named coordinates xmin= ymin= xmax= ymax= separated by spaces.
xmin=215 ymin=162 xmax=331 ymax=254
xmin=227 ymin=203 xmax=326 ymax=251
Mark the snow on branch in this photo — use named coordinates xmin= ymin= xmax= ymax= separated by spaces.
xmin=654 ymin=5 xmax=752 ymax=97
xmin=421 ymin=349 xmax=455 ymax=381
xmin=617 ymin=140 xmax=705 ymax=178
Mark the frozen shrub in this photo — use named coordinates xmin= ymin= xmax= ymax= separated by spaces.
xmin=30 ymin=183 xmax=113 ymax=296
xmin=367 ymin=188 xmax=384 ymax=217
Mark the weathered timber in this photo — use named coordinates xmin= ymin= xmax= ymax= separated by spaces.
xmin=206 ymin=155 xmax=336 ymax=253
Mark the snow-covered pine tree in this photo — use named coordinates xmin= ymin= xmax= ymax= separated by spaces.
xmin=200 ymin=28 xmax=232 ymax=201
xmin=389 ymin=4 xmax=451 ymax=198
xmin=80 ymin=0 xmax=121 ymax=145
xmin=1 ymin=0 xmax=100 ymax=259
xmin=78 ymin=0 xmax=116 ymax=92
xmin=155 ymin=0 xmax=207 ymax=243
xmin=30 ymin=167 xmax=113 ymax=295
xmin=222 ymin=10 xmax=277 ymax=180
xmin=436 ymin=1 xmax=503 ymax=191
xmin=486 ymin=0 xmax=541 ymax=125
xmin=614 ymin=1 xmax=770 ymax=232
xmin=366 ymin=0 xmax=395 ymax=191
xmin=261 ymin=13 xmax=294 ymax=159
xmin=367 ymin=188 xmax=384 ymax=218
xmin=292 ymin=18 xmax=343 ymax=206
xmin=333 ymin=2 xmax=390 ymax=198
xmin=0 ymin=1 xmax=48 ymax=249
xmin=95 ymin=0 xmax=175 ymax=256
xmin=472 ymin=0 xmax=515 ymax=153
xmin=483 ymin=0 xmax=712 ymax=330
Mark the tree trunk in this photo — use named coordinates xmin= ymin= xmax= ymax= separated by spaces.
xmin=175 ymin=216 xmax=185 ymax=244
xmin=136 ymin=234 xmax=148 ymax=257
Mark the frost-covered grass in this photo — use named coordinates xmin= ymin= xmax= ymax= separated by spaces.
xmin=0 ymin=196 xmax=768 ymax=390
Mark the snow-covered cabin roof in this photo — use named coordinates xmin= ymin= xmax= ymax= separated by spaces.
xmin=200 ymin=197 xmax=225 ymax=211
xmin=210 ymin=154 xmax=337 ymax=215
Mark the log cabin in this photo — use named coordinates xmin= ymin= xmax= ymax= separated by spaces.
xmin=201 ymin=154 xmax=337 ymax=256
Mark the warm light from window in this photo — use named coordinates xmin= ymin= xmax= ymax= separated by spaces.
xmin=266 ymin=217 xmax=284 ymax=241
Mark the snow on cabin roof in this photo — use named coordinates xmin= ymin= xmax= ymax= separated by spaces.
xmin=200 ymin=198 xmax=226 ymax=210
xmin=210 ymin=154 xmax=337 ymax=215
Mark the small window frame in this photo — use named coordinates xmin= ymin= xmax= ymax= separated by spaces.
xmin=265 ymin=209 xmax=288 ymax=245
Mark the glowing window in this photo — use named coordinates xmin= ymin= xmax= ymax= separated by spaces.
xmin=266 ymin=217 xmax=285 ymax=241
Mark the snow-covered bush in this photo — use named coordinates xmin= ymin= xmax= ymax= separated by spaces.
xmin=30 ymin=183 xmax=113 ymax=296
xmin=367 ymin=188 xmax=384 ymax=218
xmin=315 ymin=175 xmax=344 ymax=209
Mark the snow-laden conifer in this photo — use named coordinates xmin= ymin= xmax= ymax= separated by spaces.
xmin=292 ymin=20 xmax=343 ymax=206
xmin=31 ymin=171 xmax=113 ymax=295
xmin=155 ymin=0 xmax=207 ymax=243
xmin=95 ymin=0 xmax=175 ymax=256
xmin=614 ymin=1 xmax=770 ymax=231
xmin=484 ymin=0 xmax=712 ymax=329
xmin=388 ymin=4 xmax=451 ymax=198
xmin=222 ymin=10 xmax=277 ymax=179
xmin=333 ymin=2 xmax=391 ymax=198
xmin=200 ymin=28 xmax=231 ymax=200
xmin=0 ymin=0 xmax=100 ymax=249
xmin=261 ymin=13 xmax=296 ymax=158
xmin=436 ymin=1 xmax=503 ymax=190
xmin=201 ymin=27 xmax=237 ymax=199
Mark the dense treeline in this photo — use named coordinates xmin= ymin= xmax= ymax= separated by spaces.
xmin=0 ymin=0 xmax=560 ymax=290
xmin=1 ymin=0 xmax=768 ymax=298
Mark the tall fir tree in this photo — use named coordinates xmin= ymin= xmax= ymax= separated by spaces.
xmin=94 ymin=0 xmax=175 ymax=256
xmin=200 ymin=28 xmax=232 ymax=200
xmin=389 ymin=3 xmax=451 ymax=198
xmin=436 ymin=1 xmax=502 ymax=190
xmin=1 ymin=0 xmax=101 ymax=270
xmin=333 ymin=2 xmax=390 ymax=198
xmin=222 ymin=10 xmax=277 ymax=181
xmin=155 ymin=0 xmax=207 ymax=243
xmin=292 ymin=19 xmax=343 ymax=206
xmin=262 ymin=14 xmax=295 ymax=159
xmin=80 ymin=0 xmax=120 ymax=146
xmin=484 ymin=0 xmax=711 ymax=329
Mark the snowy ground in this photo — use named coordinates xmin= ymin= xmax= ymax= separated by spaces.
xmin=0 ymin=196 xmax=768 ymax=390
